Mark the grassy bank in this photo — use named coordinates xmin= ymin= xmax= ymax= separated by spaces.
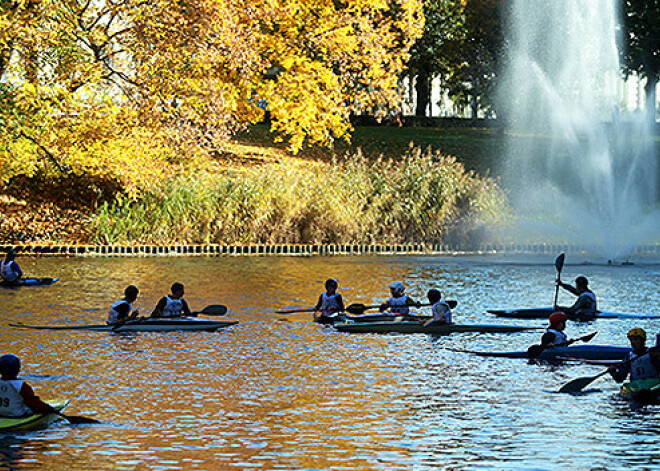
xmin=1 ymin=125 xmax=511 ymax=246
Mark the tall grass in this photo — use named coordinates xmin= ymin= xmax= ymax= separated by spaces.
xmin=93 ymin=147 xmax=510 ymax=246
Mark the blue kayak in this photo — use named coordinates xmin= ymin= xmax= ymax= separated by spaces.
xmin=487 ymin=306 xmax=660 ymax=320
xmin=459 ymin=344 xmax=631 ymax=361
xmin=0 ymin=277 xmax=60 ymax=287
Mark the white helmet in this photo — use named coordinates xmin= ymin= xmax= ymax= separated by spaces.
xmin=389 ymin=281 xmax=405 ymax=295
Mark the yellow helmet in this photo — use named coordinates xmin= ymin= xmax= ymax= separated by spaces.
xmin=627 ymin=327 xmax=647 ymax=340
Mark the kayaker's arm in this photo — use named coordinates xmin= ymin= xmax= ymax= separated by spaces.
xmin=151 ymin=297 xmax=167 ymax=317
xmin=556 ymin=295 xmax=591 ymax=316
xmin=181 ymin=299 xmax=193 ymax=317
xmin=313 ymin=294 xmax=324 ymax=311
xmin=20 ymin=383 xmax=57 ymax=414
xmin=335 ymin=294 xmax=345 ymax=312
xmin=557 ymin=280 xmax=579 ymax=296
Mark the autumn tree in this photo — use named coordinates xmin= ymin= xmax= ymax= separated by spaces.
xmin=0 ymin=0 xmax=424 ymax=195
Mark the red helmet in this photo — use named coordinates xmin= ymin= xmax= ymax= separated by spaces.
xmin=549 ymin=312 xmax=568 ymax=326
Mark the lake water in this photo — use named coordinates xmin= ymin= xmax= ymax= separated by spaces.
xmin=1 ymin=254 xmax=660 ymax=470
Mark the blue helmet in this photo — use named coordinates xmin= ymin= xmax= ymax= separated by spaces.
xmin=0 ymin=354 xmax=21 ymax=377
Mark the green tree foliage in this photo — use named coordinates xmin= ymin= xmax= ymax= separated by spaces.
xmin=441 ymin=0 xmax=505 ymax=119
xmin=621 ymin=0 xmax=660 ymax=121
xmin=406 ymin=0 xmax=466 ymax=116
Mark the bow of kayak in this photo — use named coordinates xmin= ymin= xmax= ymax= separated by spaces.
xmin=0 ymin=400 xmax=68 ymax=432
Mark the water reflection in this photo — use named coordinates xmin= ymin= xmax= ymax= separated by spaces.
xmin=0 ymin=255 xmax=659 ymax=469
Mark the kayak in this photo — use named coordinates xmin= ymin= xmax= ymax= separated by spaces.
xmin=487 ymin=306 xmax=660 ymax=320
xmin=10 ymin=317 xmax=239 ymax=333
xmin=0 ymin=400 xmax=68 ymax=432
xmin=458 ymin=344 xmax=631 ymax=361
xmin=0 ymin=277 xmax=60 ymax=287
xmin=333 ymin=320 xmax=540 ymax=335
xmin=620 ymin=378 xmax=660 ymax=404
xmin=315 ymin=313 xmax=424 ymax=325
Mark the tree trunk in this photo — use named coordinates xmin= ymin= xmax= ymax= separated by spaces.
xmin=645 ymin=76 xmax=657 ymax=126
xmin=415 ymin=73 xmax=430 ymax=117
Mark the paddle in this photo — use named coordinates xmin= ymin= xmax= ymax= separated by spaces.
xmin=344 ymin=300 xmax=458 ymax=315
xmin=193 ymin=304 xmax=227 ymax=316
xmin=527 ymin=331 xmax=598 ymax=359
xmin=275 ymin=308 xmax=318 ymax=314
xmin=57 ymin=411 xmax=101 ymax=425
xmin=557 ymin=369 xmax=611 ymax=394
xmin=558 ymin=356 xmax=632 ymax=393
xmin=553 ymin=252 xmax=566 ymax=307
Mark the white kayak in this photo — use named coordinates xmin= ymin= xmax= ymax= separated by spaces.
xmin=10 ymin=317 xmax=239 ymax=333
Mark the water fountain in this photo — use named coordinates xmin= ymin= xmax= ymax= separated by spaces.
xmin=498 ymin=0 xmax=660 ymax=259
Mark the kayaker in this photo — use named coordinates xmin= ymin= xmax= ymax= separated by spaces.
xmin=107 ymin=285 xmax=141 ymax=325
xmin=151 ymin=282 xmax=193 ymax=318
xmin=540 ymin=312 xmax=569 ymax=347
xmin=0 ymin=250 xmax=23 ymax=284
xmin=313 ymin=278 xmax=345 ymax=323
xmin=609 ymin=328 xmax=660 ymax=382
xmin=379 ymin=281 xmax=419 ymax=315
xmin=554 ymin=276 xmax=597 ymax=320
xmin=0 ymin=354 xmax=57 ymax=417
xmin=424 ymin=289 xmax=452 ymax=326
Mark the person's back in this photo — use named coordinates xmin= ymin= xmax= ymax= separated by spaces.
xmin=107 ymin=285 xmax=140 ymax=325
xmin=0 ymin=354 xmax=54 ymax=417
xmin=426 ymin=289 xmax=452 ymax=325
xmin=0 ymin=250 xmax=22 ymax=283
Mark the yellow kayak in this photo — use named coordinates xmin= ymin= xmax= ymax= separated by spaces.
xmin=0 ymin=400 xmax=68 ymax=432
xmin=620 ymin=379 xmax=660 ymax=403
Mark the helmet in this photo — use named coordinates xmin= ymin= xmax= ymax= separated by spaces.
xmin=549 ymin=312 xmax=568 ymax=326
xmin=325 ymin=278 xmax=338 ymax=289
xmin=389 ymin=281 xmax=405 ymax=295
xmin=427 ymin=289 xmax=442 ymax=303
xmin=627 ymin=327 xmax=646 ymax=340
xmin=0 ymin=354 xmax=21 ymax=377
xmin=575 ymin=276 xmax=589 ymax=288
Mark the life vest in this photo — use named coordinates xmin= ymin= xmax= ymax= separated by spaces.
xmin=0 ymin=380 xmax=31 ymax=417
xmin=107 ymin=300 xmax=132 ymax=325
xmin=627 ymin=349 xmax=660 ymax=381
xmin=0 ymin=261 xmax=18 ymax=282
xmin=387 ymin=295 xmax=409 ymax=315
xmin=432 ymin=301 xmax=452 ymax=324
xmin=577 ymin=291 xmax=597 ymax=317
xmin=545 ymin=328 xmax=568 ymax=345
xmin=319 ymin=292 xmax=341 ymax=316
xmin=162 ymin=296 xmax=184 ymax=317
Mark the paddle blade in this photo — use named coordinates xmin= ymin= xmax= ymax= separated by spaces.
xmin=345 ymin=303 xmax=368 ymax=315
xmin=555 ymin=253 xmax=565 ymax=274
xmin=527 ymin=344 xmax=546 ymax=358
xmin=60 ymin=413 xmax=101 ymax=425
xmin=558 ymin=370 xmax=607 ymax=394
xmin=581 ymin=331 xmax=598 ymax=343
xmin=198 ymin=305 xmax=227 ymax=316
xmin=447 ymin=300 xmax=458 ymax=309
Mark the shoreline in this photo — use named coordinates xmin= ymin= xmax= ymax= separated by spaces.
xmin=2 ymin=243 xmax=659 ymax=258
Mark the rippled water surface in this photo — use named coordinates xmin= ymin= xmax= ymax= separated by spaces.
xmin=2 ymin=254 xmax=660 ymax=470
